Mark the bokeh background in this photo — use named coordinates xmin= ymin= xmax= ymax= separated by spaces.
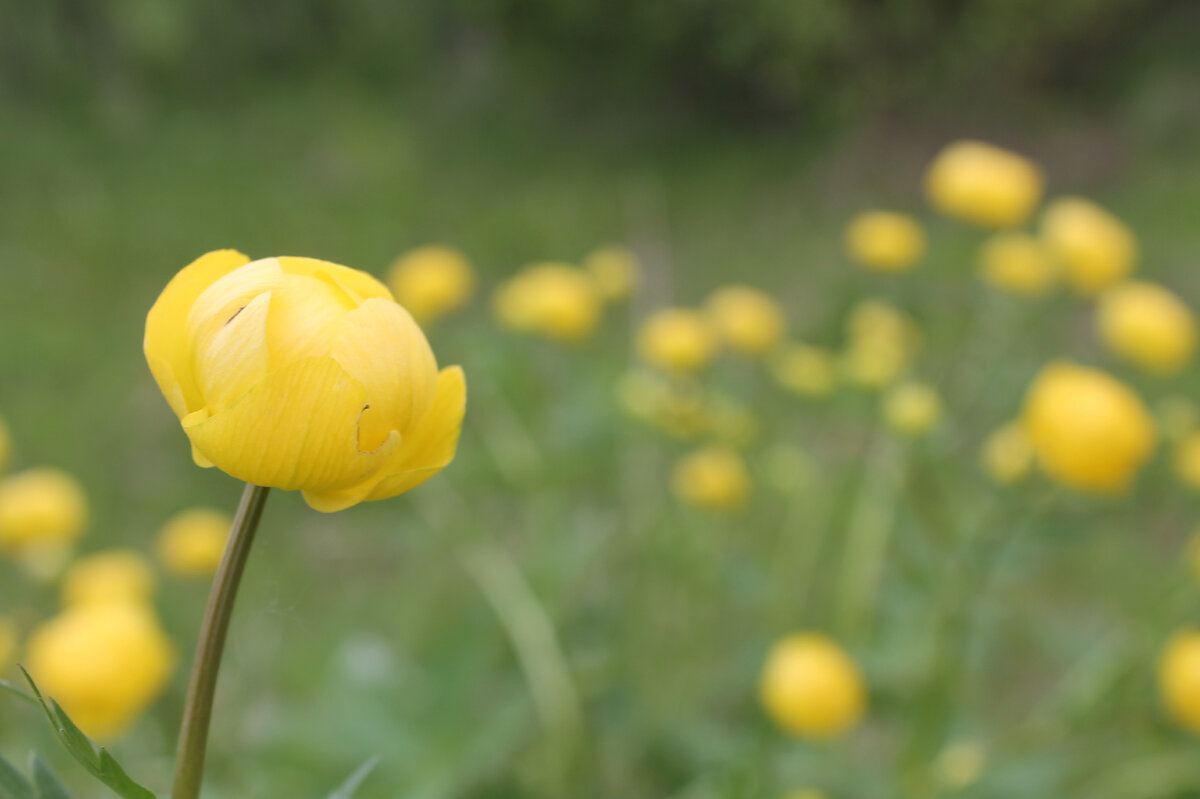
xmin=4 ymin=2 xmax=1200 ymax=798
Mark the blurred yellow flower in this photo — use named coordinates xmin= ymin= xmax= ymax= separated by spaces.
xmin=980 ymin=421 xmax=1034 ymax=485
xmin=1041 ymin=197 xmax=1137 ymax=296
xmin=977 ymin=232 xmax=1057 ymax=296
xmin=759 ymin=632 xmax=866 ymax=739
xmin=1096 ymin=281 xmax=1196 ymax=375
xmin=26 ymin=603 xmax=175 ymax=741
xmin=0 ymin=468 xmax=88 ymax=554
xmin=637 ymin=308 xmax=717 ymax=374
xmin=61 ymin=550 xmax=155 ymax=608
xmin=844 ymin=211 xmax=925 ymax=272
xmin=934 ymin=741 xmax=986 ymax=789
xmin=846 ymin=298 xmax=918 ymax=344
xmin=705 ymin=285 xmax=786 ymax=356
xmin=1173 ymin=432 xmax=1200 ymax=492
xmin=0 ymin=414 xmax=11 ymax=472
xmin=492 ymin=262 xmax=603 ymax=342
xmin=671 ymin=446 xmax=750 ymax=511
xmin=882 ymin=381 xmax=942 ymax=437
xmin=385 ymin=244 xmax=476 ymax=324
xmin=0 ymin=616 xmax=15 ymax=672
xmin=925 ymin=140 xmax=1044 ymax=228
xmin=769 ymin=344 xmax=838 ymax=398
xmin=144 ymin=251 xmax=465 ymax=513
xmin=1158 ymin=395 xmax=1199 ymax=442
xmin=157 ymin=508 xmax=232 ymax=577
xmin=842 ymin=300 xmax=919 ymax=389
xmin=584 ymin=246 xmax=639 ymax=301
xmin=1159 ymin=630 xmax=1200 ymax=734
xmin=1023 ymin=362 xmax=1156 ymax=493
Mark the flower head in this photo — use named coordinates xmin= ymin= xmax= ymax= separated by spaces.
xmin=925 ymin=140 xmax=1043 ymax=228
xmin=61 ymin=550 xmax=155 ymax=608
xmin=759 ymin=632 xmax=866 ymax=739
xmin=769 ymin=344 xmax=838 ymax=398
xmin=705 ymin=285 xmax=786 ymax=356
xmin=584 ymin=246 xmax=639 ymax=301
xmin=671 ymin=446 xmax=750 ymax=511
xmin=980 ymin=421 xmax=1034 ymax=485
xmin=1159 ymin=630 xmax=1200 ymax=734
xmin=882 ymin=381 xmax=942 ymax=437
xmin=844 ymin=211 xmax=925 ymax=272
xmin=492 ymin=263 xmax=603 ymax=342
xmin=385 ymin=244 xmax=476 ymax=324
xmin=977 ymin=232 xmax=1057 ymax=296
xmin=0 ymin=468 xmax=88 ymax=554
xmin=637 ymin=309 xmax=716 ymax=374
xmin=1096 ymin=281 xmax=1196 ymax=375
xmin=1041 ymin=197 xmax=1136 ymax=296
xmin=157 ymin=508 xmax=232 ymax=577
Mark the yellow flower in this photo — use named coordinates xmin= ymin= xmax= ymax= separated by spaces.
xmin=846 ymin=298 xmax=918 ymax=344
xmin=934 ymin=741 xmax=985 ymax=790
xmin=1023 ymin=362 xmax=1156 ymax=493
xmin=492 ymin=263 xmax=603 ymax=341
xmin=1041 ymin=197 xmax=1137 ymax=296
xmin=925 ymin=140 xmax=1044 ymax=227
xmin=844 ymin=211 xmax=925 ymax=272
xmin=769 ymin=344 xmax=838 ymax=398
xmin=144 ymin=251 xmax=466 ymax=513
xmin=0 ymin=468 xmax=88 ymax=554
xmin=25 ymin=603 xmax=175 ymax=741
xmin=759 ymin=632 xmax=866 ymax=739
xmin=0 ymin=616 xmax=15 ymax=673
xmin=61 ymin=550 xmax=155 ymax=608
xmin=980 ymin=421 xmax=1034 ymax=485
xmin=157 ymin=508 xmax=231 ymax=577
xmin=1096 ymin=281 xmax=1196 ymax=375
xmin=1158 ymin=395 xmax=1199 ymax=442
xmin=1159 ymin=630 xmax=1200 ymax=734
xmin=671 ymin=446 xmax=750 ymax=511
xmin=385 ymin=244 xmax=476 ymax=324
xmin=0 ymin=414 xmax=11 ymax=472
xmin=705 ymin=285 xmax=786 ymax=356
xmin=584 ymin=246 xmax=639 ymax=301
xmin=841 ymin=300 xmax=919 ymax=389
xmin=882 ymin=381 xmax=942 ymax=437
xmin=1173 ymin=432 xmax=1200 ymax=492
xmin=637 ymin=309 xmax=717 ymax=374
xmin=977 ymin=232 xmax=1057 ymax=296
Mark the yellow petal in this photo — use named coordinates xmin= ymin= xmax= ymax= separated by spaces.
xmin=265 ymin=273 xmax=356 ymax=364
xmin=144 ymin=250 xmax=250 ymax=418
xmin=276 ymin=257 xmax=394 ymax=304
xmin=193 ymin=291 xmax=272 ymax=411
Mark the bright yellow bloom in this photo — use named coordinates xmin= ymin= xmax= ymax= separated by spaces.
xmin=705 ymin=285 xmax=786 ymax=356
xmin=1041 ymin=197 xmax=1137 ymax=296
xmin=584 ymin=246 xmax=639 ymax=301
xmin=144 ymin=251 xmax=465 ymax=513
xmin=980 ymin=421 xmax=1034 ymax=485
xmin=882 ymin=381 xmax=942 ymax=437
xmin=769 ymin=344 xmax=838 ymax=398
xmin=844 ymin=211 xmax=925 ymax=272
xmin=637 ymin=309 xmax=717 ymax=374
xmin=492 ymin=263 xmax=603 ymax=341
xmin=759 ymin=632 xmax=866 ymax=739
xmin=1173 ymin=432 xmax=1200 ymax=492
xmin=671 ymin=446 xmax=750 ymax=511
xmin=1023 ymin=362 xmax=1156 ymax=493
xmin=157 ymin=507 xmax=231 ymax=577
xmin=1096 ymin=281 xmax=1196 ymax=375
xmin=0 ymin=468 xmax=88 ymax=553
xmin=26 ymin=603 xmax=175 ymax=741
xmin=385 ymin=244 xmax=475 ymax=324
xmin=1158 ymin=395 xmax=1199 ymax=442
xmin=0 ymin=414 xmax=11 ymax=472
xmin=977 ymin=232 xmax=1057 ymax=296
xmin=925 ymin=140 xmax=1044 ymax=228
xmin=934 ymin=741 xmax=986 ymax=789
xmin=61 ymin=550 xmax=155 ymax=608
xmin=0 ymin=616 xmax=15 ymax=673
xmin=1159 ymin=630 xmax=1200 ymax=734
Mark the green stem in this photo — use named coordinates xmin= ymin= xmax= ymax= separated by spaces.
xmin=172 ymin=483 xmax=270 ymax=799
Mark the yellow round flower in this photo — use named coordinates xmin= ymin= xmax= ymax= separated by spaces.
xmin=671 ymin=446 xmax=750 ymax=511
xmin=1023 ymin=362 xmax=1156 ymax=493
xmin=25 ymin=603 xmax=175 ymax=741
xmin=385 ymin=244 xmax=476 ymax=324
xmin=980 ymin=421 xmax=1034 ymax=485
xmin=637 ymin=309 xmax=717 ymax=374
xmin=1096 ymin=281 xmax=1196 ymax=375
xmin=0 ymin=468 xmax=88 ymax=553
xmin=0 ymin=616 xmax=15 ymax=673
xmin=1042 ymin=197 xmax=1137 ymax=296
xmin=769 ymin=344 xmax=838 ymax=398
xmin=1158 ymin=395 xmax=1199 ymax=442
xmin=844 ymin=211 xmax=925 ymax=272
xmin=584 ymin=246 xmax=639 ymax=301
xmin=1159 ymin=630 xmax=1200 ymax=734
xmin=882 ymin=381 xmax=942 ymax=436
xmin=0 ymin=414 xmax=12 ymax=472
xmin=144 ymin=251 xmax=466 ymax=513
xmin=977 ymin=232 xmax=1057 ymax=296
xmin=759 ymin=632 xmax=866 ymax=739
xmin=705 ymin=285 xmax=786 ymax=356
xmin=61 ymin=550 xmax=155 ymax=608
xmin=925 ymin=140 xmax=1044 ymax=228
xmin=157 ymin=507 xmax=232 ymax=577
xmin=492 ymin=263 xmax=603 ymax=342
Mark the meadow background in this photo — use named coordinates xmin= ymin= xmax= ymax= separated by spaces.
xmin=4 ymin=2 xmax=1200 ymax=797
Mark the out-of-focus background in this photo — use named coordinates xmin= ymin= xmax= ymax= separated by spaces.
xmin=4 ymin=3 xmax=1200 ymax=798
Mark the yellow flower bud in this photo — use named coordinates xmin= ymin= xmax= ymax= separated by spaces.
xmin=980 ymin=421 xmax=1034 ymax=485
xmin=977 ymin=232 xmax=1057 ymax=296
xmin=157 ymin=507 xmax=232 ymax=577
xmin=385 ymin=244 xmax=476 ymax=324
xmin=705 ymin=285 xmax=786 ymax=356
xmin=671 ymin=446 xmax=750 ymax=511
xmin=1023 ymin=362 xmax=1156 ymax=493
xmin=1157 ymin=395 xmax=1199 ymax=442
xmin=492 ymin=263 xmax=603 ymax=341
xmin=769 ymin=344 xmax=838 ymax=398
xmin=1042 ymin=197 xmax=1137 ymax=296
xmin=1096 ymin=281 xmax=1196 ymax=375
xmin=0 ymin=414 xmax=11 ymax=472
xmin=637 ymin=309 xmax=717 ymax=374
xmin=846 ymin=299 xmax=918 ymax=345
xmin=1159 ymin=630 xmax=1200 ymax=734
xmin=925 ymin=140 xmax=1044 ymax=228
xmin=26 ymin=603 xmax=175 ymax=741
xmin=1173 ymin=432 xmax=1200 ymax=492
xmin=0 ymin=616 xmax=15 ymax=673
xmin=759 ymin=632 xmax=866 ymax=739
xmin=61 ymin=550 xmax=155 ymax=608
xmin=934 ymin=741 xmax=986 ymax=790
xmin=584 ymin=246 xmax=639 ymax=301
xmin=144 ymin=251 xmax=465 ymax=512
xmin=844 ymin=211 xmax=925 ymax=272
xmin=0 ymin=468 xmax=88 ymax=554
xmin=882 ymin=381 xmax=942 ymax=437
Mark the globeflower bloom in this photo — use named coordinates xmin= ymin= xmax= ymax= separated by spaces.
xmin=705 ymin=285 xmax=786 ymax=356
xmin=61 ymin=550 xmax=156 ymax=608
xmin=980 ymin=421 xmax=1034 ymax=485
xmin=1096 ymin=281 xmax=1196 ymax=375
xmin=769 ymin=344 xmax=838 ymax=398
xmin=491 ymin=263 xmax=603 ymax=342
xmin=977 ymin=232 xmax=1057 ymax=296
xmin=0 ymin=467 xmax=88 ymax=554
xmin=637 ymin=309 xmax=717 ymax=374
xmin=844 ymin=211 xmax=925 ymax=272
xmin=882 ymin=381 xmax=942 ymax=437
xmin=385 ymin=244 xmax=476 ymax=324
xmin=157 ymin=507 xmax=232 ymax=577
xmin=584 ymin=246 xmax=639 ymax=301
xmin=144 ymin=251 xmax=466 ymax=512
xmin=1041 ymin=197 xmax=1137 ymax=296
xmin=1159 ymin=630 xmax=1200 ymax=734
xmin=671 ymin=446 xmax=750 ymax=512
xmin=759 ymin=632 xmax=866 ymax=739
xmin=1022 ymin=362 xmax=1155 ymax=493
xmin=925 ymin=140 xmax=1044 ymax=228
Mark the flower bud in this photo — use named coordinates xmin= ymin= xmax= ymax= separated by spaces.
xmin=492 ymin=263 xmax=603 ymax=341
xmin=977 ymin=233 xmax=1057 ymax=296
xmin=584 ymin=246 xmax=639 ymax=301
xmin=705 ymin=285 xmax=786 ymax=356
xmin=157 ymin=507 xmax=232 ymax=577
xmin=925 ymin=140 xmax=1043 ymax=228
xmin=0 ymin=468 xmax=88 ymax=554
xmin=671 ymin=446 xmax=750 ymax=511
xmin=882 ymin=381 xmax=942 ymax=437
xmin=1041 ymin=197 xmax=1136 ymax=296
xmin=759 ymin=632 xmax=866 ymax=739
xmin=61 ymin=550 xmax=155 ymax=608
xmin=386 ymin=244 xmax=476 ymax=324
xmin=1096 ymin=281 xmax=1196 ymax=375
xmin=770 ymin=344 xmax=838 ymax=398
xmin=637 ymin=309 xmax=717 ymax=374
xmin=980 ymin=421 xmax=1034 ymax=485
xmin=845 ymin=211 xmax=925 ymax=272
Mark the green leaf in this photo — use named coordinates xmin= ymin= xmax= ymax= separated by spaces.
xmin=30 ymin=755 xmax=73 ymax=799
xmin=0 ymin=753 xmax=35 ymax=799
xmin=324 ymin=756 xmax=380 ymax=799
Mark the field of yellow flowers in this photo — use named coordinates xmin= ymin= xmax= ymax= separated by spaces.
xmin=4 ymin=90 xmax=1200 ymax=799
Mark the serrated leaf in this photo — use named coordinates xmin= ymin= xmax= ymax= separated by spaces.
xmin=0 ymin=753 xmax=35 ymax=799
xmin=324 ymin=756 xmax=379 ymax=799
xmin=30 ymin=755 xmax=73 ymax=799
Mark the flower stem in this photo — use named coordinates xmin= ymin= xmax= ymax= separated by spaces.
xmin=172 ymin=483 xmax=270 ymax=799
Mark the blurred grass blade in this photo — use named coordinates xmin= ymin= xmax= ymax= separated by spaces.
xmin=0 ymin=680 xmax=38 ymax=709
xmin=30 ymin=755 xmax=73 ymax=799
xmin=0 ymin=753 xmax=35 ymax=799
xmin=323 ymin=755 xmax=380 ymax=799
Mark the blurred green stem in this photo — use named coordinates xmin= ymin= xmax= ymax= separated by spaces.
xmin=172 ymin=483 xmax=270 ymax=799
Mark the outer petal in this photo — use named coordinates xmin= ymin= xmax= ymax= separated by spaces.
xmin=145 ymin=250 xmax=251 ymax=418
xmin=193 ymin=291 xmax=272 ymax=412
xmin=276 ymin=257 xmax=394 ymax=305
xmin=183 ymin=357 xmax=397 ymax=492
